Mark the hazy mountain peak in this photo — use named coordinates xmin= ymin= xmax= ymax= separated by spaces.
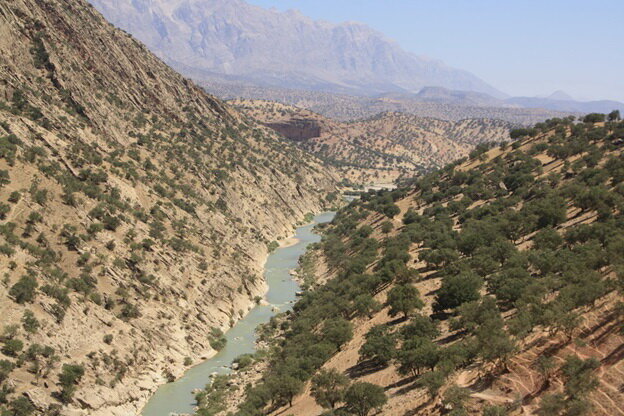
xmin=547 ymin=90 xmax=575 ymax=101
xmin=90 ymin=0 xmax=506 ymax=98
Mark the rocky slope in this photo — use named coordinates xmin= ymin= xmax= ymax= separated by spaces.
xmin=0 ymin=0 xmax=339 ymax=415
xmin=233 ymin=100 xmax=512 ymax=184
xmin=218 ymin=116 xmax=624 ymax=416
xmin=88 ymin=0 xmax=504 ymax=98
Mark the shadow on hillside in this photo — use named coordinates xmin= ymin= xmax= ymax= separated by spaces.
xmin=347 ymin=359 xmax=388 ymax=378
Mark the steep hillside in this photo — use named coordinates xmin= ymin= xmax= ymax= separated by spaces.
xmin=0 ymin=0 xmax=338 ymax=415
xmin=233 ymin=100 xmax=512 ymax=184
xmin=209 ymin=114 xmax=624 ymax=416
xmin=89 ymin=0 xmax=504 ymax=98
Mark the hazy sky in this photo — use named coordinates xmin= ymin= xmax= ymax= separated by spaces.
xmin=246 ymin=0 xmax=624 ymax=102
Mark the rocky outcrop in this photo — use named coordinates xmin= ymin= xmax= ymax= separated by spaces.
xmin=264 ymin=119 xmax=322 ymax=142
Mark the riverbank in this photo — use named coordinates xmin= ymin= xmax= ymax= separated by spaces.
xmin=140 ymin=212 xmax=336 ymax=416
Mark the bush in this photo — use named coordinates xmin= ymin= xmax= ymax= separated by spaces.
xmin=233 ymin=353 xmax=254 ymax=370
xmin=58 ymin=364 xmax=85 ymax=403
xmin=9 ymin=274 xmax=38 ymax=304
xmin=208 ymin=327 xmax=227 ymax=351
xmin=21 ymin=310 xmax=39 ymax=334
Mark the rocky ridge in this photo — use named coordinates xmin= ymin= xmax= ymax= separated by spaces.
xmin=0 ymin=0 xmax=338 ymax=414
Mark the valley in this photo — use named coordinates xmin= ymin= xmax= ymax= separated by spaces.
xmin=0 ymin=0 xmax=620 ymax=415
xmin=233 ymin=100 xmax=513 ymax=184
xmin=201 ymin=115 xmax=624 ymax=416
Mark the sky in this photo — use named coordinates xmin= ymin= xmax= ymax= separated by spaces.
xmin=246 ymin=0 xmax=624 ymax=102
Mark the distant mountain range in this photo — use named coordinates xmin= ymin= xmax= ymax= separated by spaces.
xmin=90 ymin=0 xmax=624 ymax=116
xmin=402 ymin=87 xmax=624 ymax=114
xmin=90 ymin=0 xmax=505 ymax=97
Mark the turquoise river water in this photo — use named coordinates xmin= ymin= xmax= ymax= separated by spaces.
xmin=141 ymin=211 xmax=336 ymax=416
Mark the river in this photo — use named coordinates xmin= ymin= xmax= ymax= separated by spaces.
xmin=141 ymin=211 xmax=336 ymax=416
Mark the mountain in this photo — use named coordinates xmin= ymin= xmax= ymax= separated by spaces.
xmin=88 ymin=0 xmax=506 ymax=98
xmin=0 ymin=0 xmax=338 ymax=414
xmin=202 ymin=80 xmax=573 ymax=125
xmin=547 ymin=90 xmax=575 ymax=101
xmin=234 ymin=100 xmax=513 ymax=184
xmin=207 ymin=116 xmax=624 ymax=415
xmin=506 ymin=95 xmax=624 ymax=114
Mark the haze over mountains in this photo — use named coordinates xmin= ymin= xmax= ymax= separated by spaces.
xmin=90 ymin=0 xmax=505 ymax=98
xmin=91 ymin=0 xmax=624 ymax=117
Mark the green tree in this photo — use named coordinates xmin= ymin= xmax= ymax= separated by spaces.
xmin=353 ymin=294 xmax=381 ymax=319
xmin=386 ymin=285 xmax=423 ymax=318
xmin=311 ymin=368 xmax=349 ymax=409
xmin=1 ymin=338 xmax=23 ymax=357
xmin=359 ymin=325 xmax=395 ymax=366
xmin=0 ymin=170 xmax=9 ymax=188
xmin=442 ymin=385 xmax=470 ymax=416
xmin=322 ymin=318 xmax=353 ymax=351
xmin=608 ymin=110 xmax=621 ymax=121
xmin=582 ymin=113 xmax=605 ymax=123
xmin=380 ymin=221 xmax=394 ymax=235
xmin=400 ymin=314 xmax=439 ymax=340
xmin=266 ymin=374 xmax=303 ymax=407
xmin=397 ymin=336 xmax=439 ymax=376
xmin=417 ymin=370 xmax=446 ymax=399
xmin=344 ymin=382 xmax=387 ymax=416
xmin=561 ymin=355 xmax=600 ymax=399
xmin=8 ymin=396 xmax=35 ymax=416
xmin=434 ymin=272 xmax=482 ymax=312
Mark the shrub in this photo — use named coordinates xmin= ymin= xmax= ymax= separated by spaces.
xmin=2 ymin=338 xmax=24 ymax=357
xmin=9 ymin=274 xmax=38 ymax=304
xmin=208 ymin=328 xmax=227 ymax=351
xmin=21 ymin=310 xmax=39 ymax=334
xmin=58 ymin=364 xmax=85 ymax=403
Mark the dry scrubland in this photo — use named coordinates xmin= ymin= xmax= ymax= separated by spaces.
xmin=205 ymin=115 xmax=624 ymax=416
xmin=233 ymin=100 xmax=512 ymax=185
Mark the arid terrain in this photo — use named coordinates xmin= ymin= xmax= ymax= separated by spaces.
xmin=211 ymin=116 xmax=624 ymax=416
xmin=0 ymin=0 xmax=339 ymax=414
xmin=234 ymin=100 xmax=513 ymax=184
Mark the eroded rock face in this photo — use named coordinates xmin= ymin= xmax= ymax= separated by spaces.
xmin=0 ymin=0 xmax=338 ymax=414
xmin=265 ymin=119 xmax=322 ymax=142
